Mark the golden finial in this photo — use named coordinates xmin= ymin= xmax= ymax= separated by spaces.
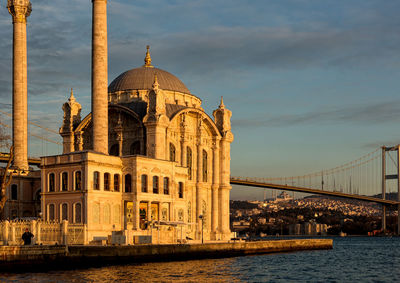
xmin=152 ymin=73 xmax=159 ymax=90
xmin=144 ymin=45 xmax=153 ymax=68
xmin=219 ymin=96 xmax=225 ymax=109
xmin=69 ymin=88 xmax=76 ymax=103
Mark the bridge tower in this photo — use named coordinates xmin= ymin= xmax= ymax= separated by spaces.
xmin=381 ymin=145 xmax=400 ymax=235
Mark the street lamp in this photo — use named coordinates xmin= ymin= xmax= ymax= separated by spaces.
xmin=199 ymin=214 xmax=204 ymax=244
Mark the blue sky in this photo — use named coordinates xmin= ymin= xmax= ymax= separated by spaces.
xmin=1 ymin=0 xmax=400 ymax=200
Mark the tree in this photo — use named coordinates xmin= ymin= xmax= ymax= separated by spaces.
xmin=0 ymin=146 xmax=13 ymax=216
xmin=0 ymin=124 xmax=11 ymax=150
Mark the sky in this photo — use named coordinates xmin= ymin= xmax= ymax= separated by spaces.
xmin=1 ymin=0 xmax=400 ymax=200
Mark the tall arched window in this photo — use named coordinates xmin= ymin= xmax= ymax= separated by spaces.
xmin=61 ymin=172 xmax=68 ymax=191
xmin=130 ymin=141 xmax=140 ymax=155
xmin=163 ymin=177 xmax=169 ymax=194
xmin=104 ymin=173 xmax=110 ymax=191
xmin=61 ymin=203 xmax=68 ymax=221
xmin=49 ymin=173 xmax=55 ymax=192
xmin=49 ymin=204 xmax=55 ymax=221
xmin=11 ymin=184 xmax=17 ymax=200
xmin=178 ymin=182 xmax=184 ymax=198
xmin=153 ymin=176 xmax=159 ymax=194
xmin=75 ymin=203 xmax=82 ymax=223
xmin=187 ymin=147 xmax=192 ymax=180
xmin=114 ymin=174 xmax=120 ymax=191
xmin=75 ymin=171 xmax=82 ymax=190
xmin=169 ymin=143 xmax=176 ymax=162
xmin=110 ymin=144 xmax=119 ymax=156
xmin=104 ymin=204 xmax=111 ymax=224
xmin=93 ymin=171 xmax=100 ymax=190
xmin=203 ymin=149 xmax=208 ymax=182
xmin=141 ymin=175 xmax=148 ymax=192
xmin=125 ymin=174 xmax=132 ymax=193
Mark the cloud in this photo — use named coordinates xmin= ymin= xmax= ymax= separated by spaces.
xmin=232 ymin=101 xmax=400 ymax=128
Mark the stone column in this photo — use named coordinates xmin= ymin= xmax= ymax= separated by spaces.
xmin=196 ymin=142 xmax=203 ymax=226
xmin=8 ymin=0 xmax=31 ymax=170
xmin=211 ymin=140 xmax=220 ymax=236
xmin=181 ymin=138 xmax=187 ymax=168
xmin=219 ymin=138 xmax=232 ymax=238
xmin=147 ymin=201 xmax=151 ymax=222
xmin=91 ymin=0 xmax=108 ymax=154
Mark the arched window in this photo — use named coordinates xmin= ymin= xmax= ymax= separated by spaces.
xmin=187 ymin=147 xmax=192 ymax=180
xmin=110 ymin=144 xmax=119 ymax=156
xmin=113 ymin=205 xmax=120 ymax=224
xmin=125 ymin=174 xmax=132 ymax=193
xmin=49 ymin=204 xmax=55 ymax=221
xmin=130 ymin=141 xmax=140 ymax=155
xmin=104 ymin=173 xmax=110 ymax=191
xmin=61 ymin=203 xmax=68 ymax=221
xmin=163 ymin=177 xmax=169 ymax=194
xmin=104 ymin=204 xmax=111 ymax=224
xmin=11 ymin=184 xmax=17 ymax=200
xmin=203 ymin=149 xmax=208 ymax=182
xmin=75 ymin=203 xmax=82 ymax=223
xmin=114 ymin=174 xmax=120 ymax=191
xmin=93 ymin=203 xmax=100 ymax=224
xmin=169 ymin=143 xmax=176 ymax=162
xmin=178 ymin=182 xmax=184 ymax=198
xmin=49 ymin=173 xmax=55 ymax=192
xmin=61 ymin=172 xmax=68 ymax=191
xmin=141 ymin=175 xmax=148 ymax=192
xmin=153 ymin=176 xmax=159 ymax=194
xmin=93 ymin=171 xmax=100 ymax=190
xmin=75 ymin=171 xmax=82 ymax=191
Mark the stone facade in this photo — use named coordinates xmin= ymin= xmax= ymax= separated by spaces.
xmin=4 ymin=0 xmax=234 ymax=243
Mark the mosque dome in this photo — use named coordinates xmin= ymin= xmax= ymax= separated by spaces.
xmin=108 ymin=46 xmax=191 ymax=94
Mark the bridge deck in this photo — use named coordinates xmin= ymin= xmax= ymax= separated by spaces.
xmin=230 ymin=178 xmax=400 ymax=205
xmin=0 ymin=153 xmax=40 ymax=166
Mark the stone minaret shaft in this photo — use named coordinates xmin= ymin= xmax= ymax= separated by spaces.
xmin=8 ymin=0 xmax=32 ymax=170
xmin=91 ymin=0 xmax=108 ymax=154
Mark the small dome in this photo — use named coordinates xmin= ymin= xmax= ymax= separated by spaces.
xmin=108 ymin=66 xmax=191 ymax=94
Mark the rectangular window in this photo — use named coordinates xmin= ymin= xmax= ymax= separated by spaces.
xmin=163 ymin=177 xmax=169 ymax=194
xmin=75 ymin=171 xmax=82 ymax=191
xmin=153 ymin=176 xmax=159 ymax=194
xmin=62 ymin=172 xmax=68 ymax=191
xmin=93 ymin=171 xmax=100 ymax=190
xmin=114 ymin=174 xmax=120 ymax=191
xmin=61 ymin=203 xmax=68 ymax=221
xmin=104 ymin=173 xmax=110 ymax=191
xmin=178 ymin=182 xmax=184 ymax=198
xmin=141 ymin=175 xmax=148 ymax=192
xmin=49 ymin=173 xmax=55 ymax=192
xmin=11 ymin=184 xmax=18 ymax=200
xmin=125 ymin=174 xmax=132 ymax=193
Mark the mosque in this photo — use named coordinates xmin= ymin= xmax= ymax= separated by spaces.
xmin=2 ymin=0 xmax=233 ymax=243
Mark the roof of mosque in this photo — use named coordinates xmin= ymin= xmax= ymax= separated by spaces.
xmin=108 ymin=46 xmax=191 ymax=94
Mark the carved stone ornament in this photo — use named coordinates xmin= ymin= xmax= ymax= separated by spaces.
xmin=8 ymin=0 xmax=32 ymax=24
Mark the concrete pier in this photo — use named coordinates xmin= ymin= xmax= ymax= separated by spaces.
xmin=0 ymin=239 xmax=332 ymax=272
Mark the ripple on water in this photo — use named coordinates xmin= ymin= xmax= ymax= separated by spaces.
xmin=1 ymin=237 xmax=400 ymax=282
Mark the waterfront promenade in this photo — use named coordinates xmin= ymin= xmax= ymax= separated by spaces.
xmin=0 ymin=239 xmax=332 ymax=272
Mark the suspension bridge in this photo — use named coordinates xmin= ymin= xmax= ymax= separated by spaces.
xmin=1 ymin=109 xmax=400 ymax=233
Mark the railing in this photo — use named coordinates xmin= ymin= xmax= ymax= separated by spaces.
xmin=0 ymin=220 xmax=86 ymax=245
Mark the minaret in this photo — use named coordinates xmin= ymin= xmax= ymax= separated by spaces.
xmin=144 ymin=63 xmax=169 ymax=159
xmin=91 ymin=0 xmax=108 ymax=154
xmin=7 ymin=0 xmax=31 ymax=170
xmin=213 ymin=96 xmax=234 ymax=240
xmin=60 ymin=89 xmax=81 ymax=154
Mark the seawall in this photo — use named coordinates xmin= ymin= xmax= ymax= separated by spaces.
xmin=0 ymin=239 xmax=332 ymax=272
